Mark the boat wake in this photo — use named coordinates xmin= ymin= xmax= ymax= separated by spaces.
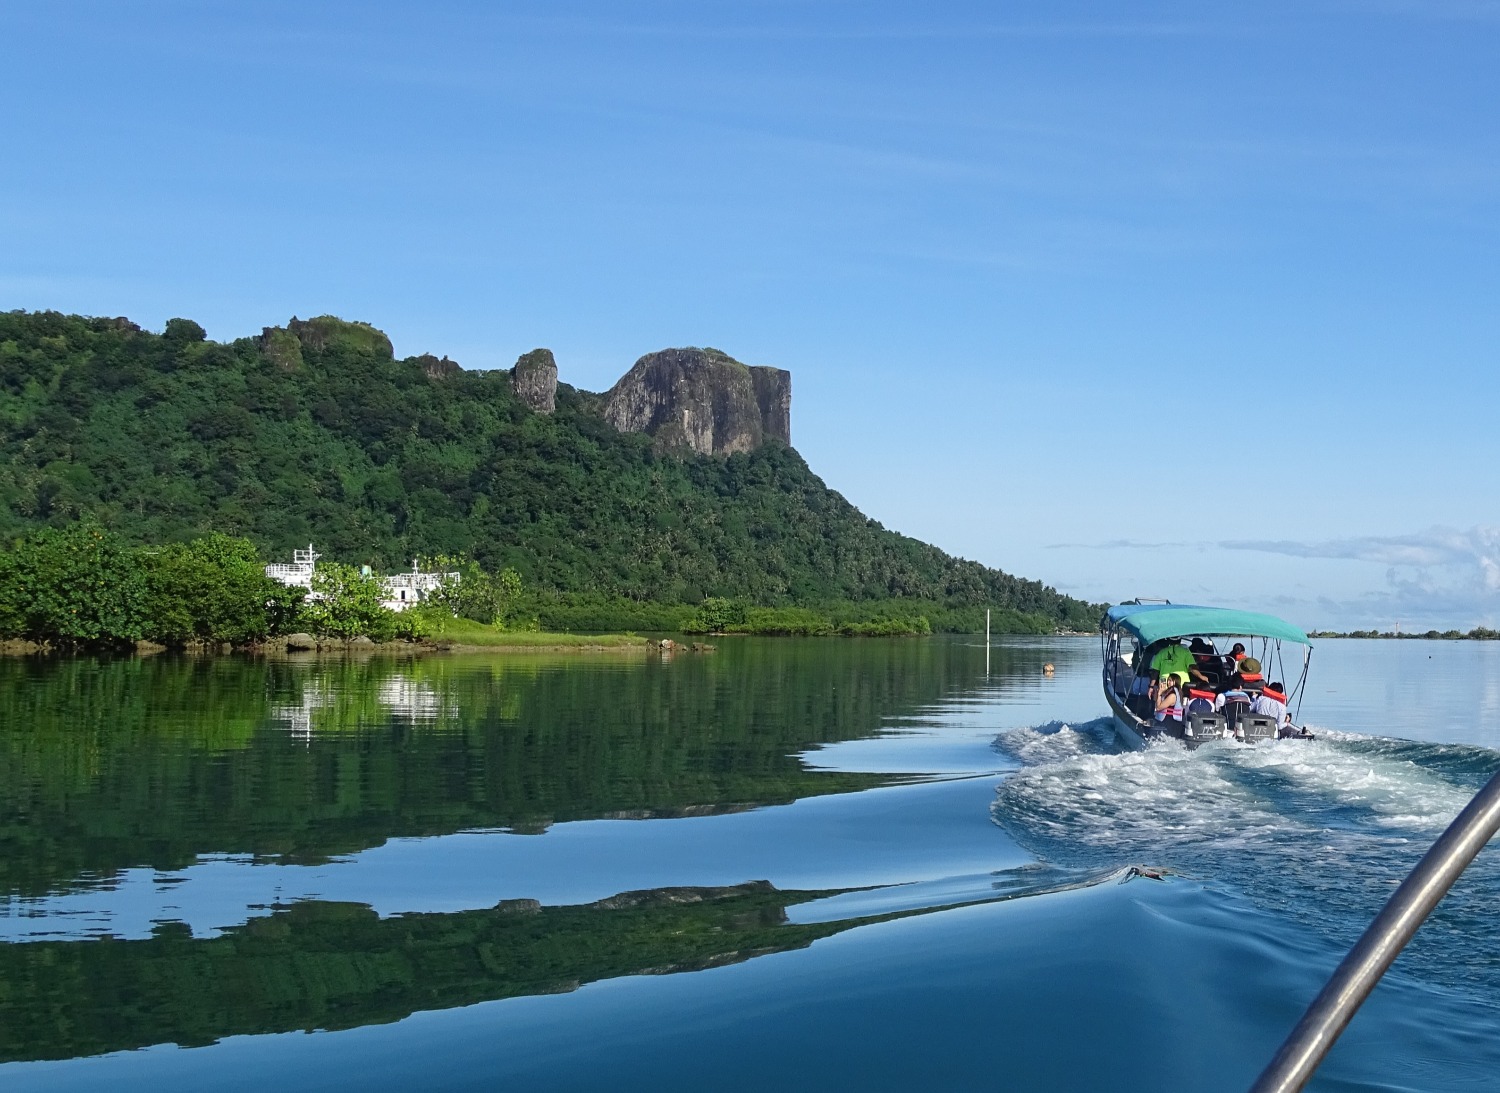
xmin=990 ymin=719 xmax=1500 ymax=996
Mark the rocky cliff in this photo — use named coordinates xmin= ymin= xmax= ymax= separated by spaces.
xmin=601 ymin=348 xmax=791 ymax=456
xmin=256 ymin=315 xmax=395 ymax=372
xmin=511 ymin=348 xmax=558 ymax=414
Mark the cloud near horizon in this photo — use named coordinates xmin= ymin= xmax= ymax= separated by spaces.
xmin=1221 ymin=527 xmax=1500 ymax=585
xmin=1047 ymin=527 xmax=1500 ymax=628
xmin=1225 ymin=527 xmax=1500 ymax=628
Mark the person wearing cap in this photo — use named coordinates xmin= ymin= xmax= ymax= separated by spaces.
xmin=1230 ymin=656 xmax=1266 ymax=692
xmin=1252 ymin=681 xmax=1290 ymax=726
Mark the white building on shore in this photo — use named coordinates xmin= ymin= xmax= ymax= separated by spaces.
xmin=265 ymin=544 xmax=320 ymax=590
xmin=264 ymin=545 xmax=458 ymax=612
xmin=381 ymin=561 xmax=459 ymax=612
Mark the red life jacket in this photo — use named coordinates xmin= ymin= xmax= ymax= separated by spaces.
xmin=1187 ymin=688 xmax=1215 ymax=701
xmin=1238 ymin=672 xmax=1263 ymax=683
xmin=1261 ymin=687 xmax=1287 ymax=703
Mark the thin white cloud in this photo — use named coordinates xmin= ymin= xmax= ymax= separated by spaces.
xmin=1225 ymin=526 xmax=1500 ymax=629
xmin=1049 ymin=527 xmax=1500 ymax=629
xmin=1223 ymin=527 xmax=1500 ymax=587
xmin=1044 ymin=539 xmax=1193 ymax=550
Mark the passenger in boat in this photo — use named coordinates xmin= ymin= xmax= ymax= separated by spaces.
xmin=1229 ymin=656 xmax=1265 ymax=693
xmin=1219 ymin=684 xmax=1252 ymax=709
xmin=1154 ymin=672 xmax=1187 ymax=722
xmin=1184 ymin=687 xmax=1218 ymax=716
xmin=1219 ymin=684 xmax=1252 ymax=736
xmin=1222 ymin=642 xmax=1247 ymax=677
xmin=1252 ymin=681 xmax=1290 ymax=726
xmin=1189 ymin=638 xmax=1225 ymax=688
xmin=1149 ymin=640 xmax=1196 ymax=687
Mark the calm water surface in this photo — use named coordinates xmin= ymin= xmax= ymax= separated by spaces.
xmin=2 ymin=636 xmax=1498 ymax=1091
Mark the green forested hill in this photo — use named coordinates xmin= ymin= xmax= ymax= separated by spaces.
xmin=0 ymin=310 xmax=1097 ymax=630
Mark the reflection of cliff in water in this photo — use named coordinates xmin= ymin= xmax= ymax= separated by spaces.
xmin=0 ymin=639 xmax=998 ymax=898
xmin=0 ymin=881 xmax=847 ymax=1063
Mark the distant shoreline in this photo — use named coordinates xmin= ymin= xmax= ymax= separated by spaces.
xmin=0 ymin=628 xmax=1084 ymax=658
xmin=1307 ymin=629 xmax=1499 ymax=641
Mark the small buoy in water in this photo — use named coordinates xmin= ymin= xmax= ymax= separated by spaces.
xmin=1042 ymin=663 xmax=1055 ymax=676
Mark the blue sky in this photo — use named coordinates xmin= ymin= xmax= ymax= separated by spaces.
xmin=5 ymin=1 xmax=1499 ymax=629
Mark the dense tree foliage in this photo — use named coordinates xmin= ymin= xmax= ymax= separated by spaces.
xmin=0 ymin=525 xmax=430 ymax=646
xmin=0 ymin=522 xmax=148 ymax=641
xmin=0 ymin=309 xmax=1100 ymax=631
xmin=419 ymin=553 xmax=524 ymax=626
xmin=140 ymin=532 xmax=303 ymax=643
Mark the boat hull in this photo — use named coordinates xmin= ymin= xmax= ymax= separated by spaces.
xmin=1104 ymin=686 xmax=1152 ymax=750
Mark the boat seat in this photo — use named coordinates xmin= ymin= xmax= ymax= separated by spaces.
xmin=1185 ymin=713 xmax=1225 ymax=741
xmin=1241 ymin=715 xmax=1278 ymax=742
xmin=1221 ymin=700 xmax=1251 ymax=733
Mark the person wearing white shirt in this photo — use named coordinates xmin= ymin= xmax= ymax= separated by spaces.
xmin=1251 ymin=682 xmax=1289 ymax=726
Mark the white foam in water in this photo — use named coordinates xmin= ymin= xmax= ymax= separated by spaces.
xmin=996 ymin=735 xmax=1293 ymax=855
xmin=992 ymin=724 xmax=1483 ymax=868
xmin=1230 ymin=732 xmax=1475 ymax=833
xmin=993 ymin=719 xmax=1114 ymax=767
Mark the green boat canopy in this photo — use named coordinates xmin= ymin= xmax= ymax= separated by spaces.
xmin=1105 ymin=604 xmax=1311 ymax=647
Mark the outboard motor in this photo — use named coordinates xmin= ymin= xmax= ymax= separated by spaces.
xmin=1186 ymin=712 xmax=1226 ymax=741
xmin=1241 ymin=715 xmax=1278 ymax=743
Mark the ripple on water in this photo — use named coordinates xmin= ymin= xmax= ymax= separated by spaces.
xmin=990 ymin=719 xmax=1500 ymax=997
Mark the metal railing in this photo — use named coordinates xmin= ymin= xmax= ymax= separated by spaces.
xmin=1249 ymin=767 xmax=1500 ymax=1093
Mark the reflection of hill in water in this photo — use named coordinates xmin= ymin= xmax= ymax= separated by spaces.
xmin=0 ymin=639 xmax=1011 ymax=898
xmin=0 ymin=882 xmax=849 ymax=1063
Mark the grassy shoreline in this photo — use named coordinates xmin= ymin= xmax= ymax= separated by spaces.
xmin=0 ymin=629 xmax=652 ymax=658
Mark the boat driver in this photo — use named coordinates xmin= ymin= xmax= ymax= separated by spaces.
xmin=1149 ymin=640 xmax=1198 ymax=693
xmin=1188 ymin=638 xmax=1225 ymax=688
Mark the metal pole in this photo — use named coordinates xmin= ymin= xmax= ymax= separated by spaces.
xmin=985 ymin=609 xmax=990 ymax=677
xmin=1249 ymin=767 xmax=1500 ymax=1093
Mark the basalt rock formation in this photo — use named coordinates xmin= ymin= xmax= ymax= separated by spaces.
xmin=256 ymin=315 xmax=395 ymax=372
xmin=415 ymin=353 xmax=462 ymax=381
xmin=601 ymin=348 xmax=791 ymax=456
xmin=511 ymin=348 xmax=558 ymax=414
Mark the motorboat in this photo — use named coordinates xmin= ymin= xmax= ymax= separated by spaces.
xmin=1101 ymin=602 xmax=1314 ymax=749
